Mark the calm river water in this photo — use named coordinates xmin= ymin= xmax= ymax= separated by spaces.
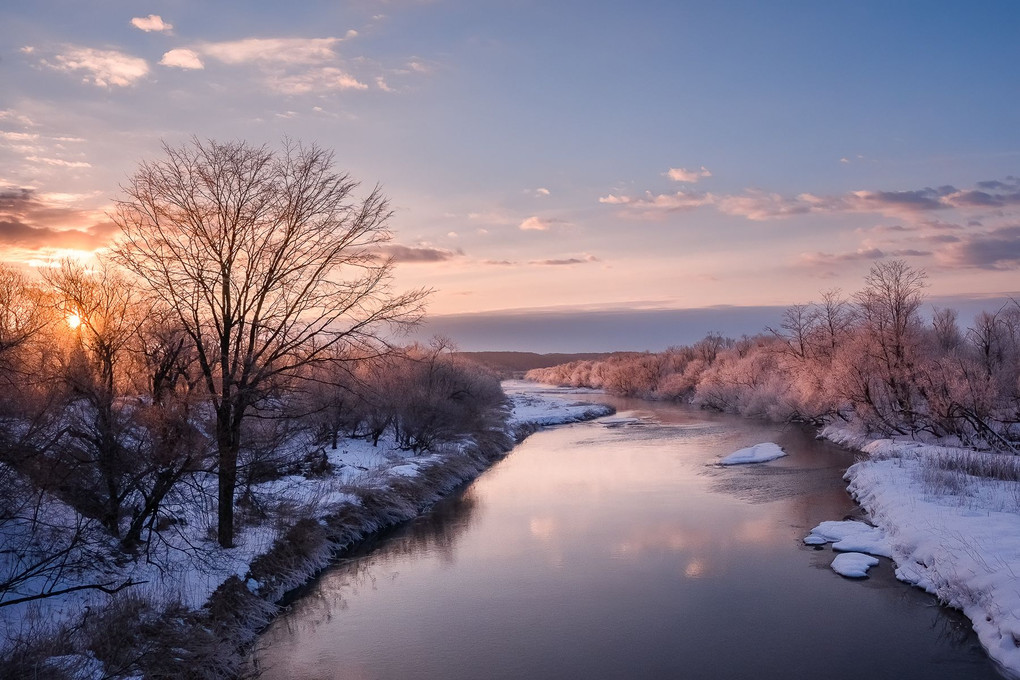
xmin=252 ymin=391 xmax=1004 ymax=679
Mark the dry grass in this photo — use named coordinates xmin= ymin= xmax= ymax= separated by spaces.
xmin=922 ymin=449 xmax=1020 ymax=483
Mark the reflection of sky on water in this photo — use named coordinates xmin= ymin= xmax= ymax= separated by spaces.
xmin=254 ymin=397 xmax=1003 ymax=680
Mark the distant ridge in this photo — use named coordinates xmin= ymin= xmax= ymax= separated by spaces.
xmin=454 ymin=351 xmax=612 ymax=377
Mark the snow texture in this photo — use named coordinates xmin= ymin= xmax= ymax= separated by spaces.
xmin=819 ymin=426 xmax=1020 ymax=678
xmin=504 ymin=380 xmax=615 ymax=427
xmin=0 ymin=380 xmax=615 ymax=671
xmin=597 ymin=415 xmax=644 ymax=427
xmin=831 ymin=552 xmax=880 ymax=578
xmin=718 ymin=442 xmax=786 ymax=465
xmin=803 ymin=519 xmax=892 ymax=558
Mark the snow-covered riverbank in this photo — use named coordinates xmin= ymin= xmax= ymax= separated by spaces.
xmin=817 ymin=429 xmax=1020 ymax=678
xmin=2 ymin=383 xmax=613 ymax=679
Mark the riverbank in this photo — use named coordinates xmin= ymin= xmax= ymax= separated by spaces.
xmin=2 ymin=385 xmax=613 ymax=679
xmin=818 ymin=427 xmax=1020 ymax=678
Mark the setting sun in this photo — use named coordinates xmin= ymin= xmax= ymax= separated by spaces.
xmin=66 ymin=312 xmax=82 ymax=329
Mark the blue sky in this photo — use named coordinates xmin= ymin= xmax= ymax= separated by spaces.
xmin=2 ymin=1 xmax=1020 ymax=351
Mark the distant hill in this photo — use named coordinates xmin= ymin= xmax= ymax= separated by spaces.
xmin=454 ymin=351 xmax=611 ymax=377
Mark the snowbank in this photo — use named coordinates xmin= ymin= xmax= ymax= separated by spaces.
xmin=718 ymin=442 xmax=786 ymax=465
xmin=2 ymin=381 xmax=613 ymax=678
xmin=504 ymin=380 xmax=614 ymax=428
xmin=819 ymin=427 xmax=1020 ymax=678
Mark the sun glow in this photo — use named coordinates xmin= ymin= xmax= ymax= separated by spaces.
xmin=67 ymin=312 xmax=83 ymax=329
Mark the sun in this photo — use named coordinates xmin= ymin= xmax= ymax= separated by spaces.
xmin=67 ymin=312 xmax=83 ymax=329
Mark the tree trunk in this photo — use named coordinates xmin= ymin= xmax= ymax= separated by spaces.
xmin=216 ymin=409 xmax=240 ymax=548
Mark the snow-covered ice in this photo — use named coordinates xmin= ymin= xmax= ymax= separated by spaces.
xmin=504 ymin=380 xmax=614 ymax=427
xmin=831 ymin=552 xmax=880 ymax=578
xmin=597 ymin=414 xmax=644 ymax=427
xmin=718 ymin=442 xmax=786 ymax=465
xmin=803 ymin=519 xmax=892 ymax=558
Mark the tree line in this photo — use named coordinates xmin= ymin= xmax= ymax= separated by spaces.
xmin=0 ymin=139 xmax=508 ymax=613
xmin=528 ymin=260 xmax=1020 ymax=452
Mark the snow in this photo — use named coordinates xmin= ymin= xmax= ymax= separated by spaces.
xmin=597 ymin=414 xmax=644 ymax=427
xmin=803 ymin=519 xmax=892 ymax=558
xmin=718 ymin=442 xmax=786 ymax=465
xmin=0 ymin=379 xmax=615 ymax=673
xmin=43 ymin=653 xmax=107 ymax=680
xmin=817 ymin=427 xmax=1020 ymax=677
xmin=831 ymin=552 xmax=880 ymax=578
xmin=504 ymin=380 xmax=615 ymax=426
xmin=386 ymin=464 xmax=421 ymax=478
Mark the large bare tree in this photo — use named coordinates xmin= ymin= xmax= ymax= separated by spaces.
xmin=112 ymin=138 xmax=426 ymax=547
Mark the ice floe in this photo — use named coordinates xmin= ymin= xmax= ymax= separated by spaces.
xmin=719 ymin=442 xmax=786 ymax=465
xmin=831 ymin=552 xmax=880 ymax=578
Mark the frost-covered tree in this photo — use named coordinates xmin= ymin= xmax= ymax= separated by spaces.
xmin=851 ymin=260 xmax=927 ymax=430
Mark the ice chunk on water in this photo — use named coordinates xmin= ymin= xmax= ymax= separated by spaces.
xmin=803 ymin=520 xmax=892 ymax=558
xmin=831 ymin=552 xmax=880 ymax=578
xmin=719 ymin=442 xmax=786 ymax=465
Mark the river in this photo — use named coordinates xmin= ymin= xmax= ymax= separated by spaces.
xmin=252 ymin=391 xmax=1004 ymax=679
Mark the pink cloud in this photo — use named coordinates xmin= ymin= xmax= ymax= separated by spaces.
xmin=45 ymin=47 xmax=149 ymax=87
xmin=131 ymin=15 xmax=173 ymax=33
xmin=519 ymin=216 xmax=567 ymax=231
xmin=665 ymin=166 xmax=712 ymax=183
xmin=160 ymin=49 xmax=204 ymax=70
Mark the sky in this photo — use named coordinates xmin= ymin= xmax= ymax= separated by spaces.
xmin=2 ymin=1 xmax=1020 ymax=351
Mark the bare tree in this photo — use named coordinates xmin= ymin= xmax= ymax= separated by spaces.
xmin=43 ymin=260 xmax=140 ymax=537
xmin=931 ymin=306 xmax=962 ymax=352
xmin=388 ymin=339 xmax=508 ymax=454
xmin=770 ymin=303 xmax=819 ymax=359
xmin=111 ymin=138 xmax=427 ymax=547
xmin=853 ymin=260 xmax=927 ymax=429
xmin=815 ymin=288 xmax=854 ymax=358
xmin=0 ymin=266 xmax=50 ymax=367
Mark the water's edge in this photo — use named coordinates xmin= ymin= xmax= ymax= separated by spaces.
xmin=215 ymin=410 xmax=614 ymax=673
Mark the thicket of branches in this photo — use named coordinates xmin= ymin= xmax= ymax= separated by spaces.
xmin=528 ymin=261 xmax=1020 ymax=452
xmin=0 ymin=140 xmax=509 ymax=634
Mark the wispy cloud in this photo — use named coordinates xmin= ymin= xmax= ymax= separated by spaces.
xmin=375 ymin=243 xmax=462 ymax=263
xmin=199 ymin=37 xmax=343 ymax=66
xmin=665 ymin=166 xmax=712 ymax=183
xmin=0 ymin=187 xmax=115 ymax=252
xmin=42 ymin=46 xmax=149 ymax=87
xmin=530 ymin=254 xmax=600 ymax=266
xmin=935 ymin=225 xmax=1020 ymax=270
xmin=598 ymin=190 xmax=713 ymax=218
xmin=0 ymin=131 xmax=39 ymax=142
xmin=177 ymin=36 xmax=375 ymax=93
xmin=466 ymin=210 xmax=515 ymax=226
xmin=131 ymin=15 xmax=173 ymax=33
xmin=24 ymin=156 xmax=91 ymax=168
xmin=602 ymin=178 xmax=1020 ymax=222
xmin=268 ymin=68 xmax=368 ymax=94
xmin=0 ymin=110 xmax=37 ymax=128
xmin=519 ymin=216 xmax=568 ymax=231
xmin=799 ymin=247 xmax=930 ymax=267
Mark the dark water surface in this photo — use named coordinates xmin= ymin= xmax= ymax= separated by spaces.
xmin=252 ymin=392 xmax=1004 ymax=679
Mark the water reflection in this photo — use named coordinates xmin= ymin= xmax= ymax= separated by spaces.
xmin=253 ymin=396 xmax=1005 ymax=680
xmin=256 ymin=489 xmax=482 ymax=661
